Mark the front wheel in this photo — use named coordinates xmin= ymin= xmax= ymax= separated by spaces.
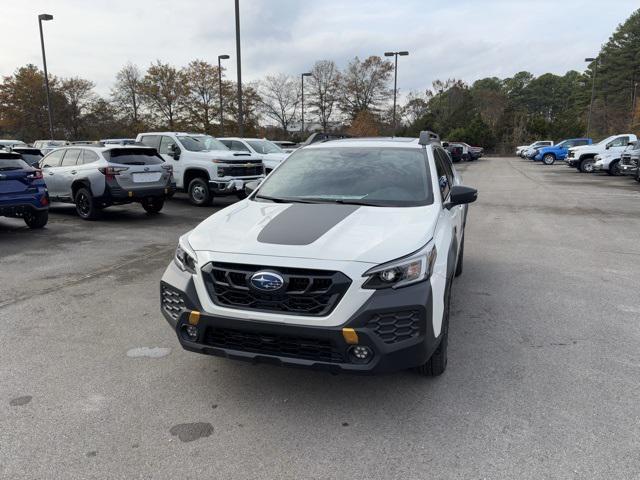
xmin=607 ymin=160 xmax=620 ymax=176
xmin=580 ymin=158 xmax=595 ymax=173
xmin=23 ymin=210 xmax=48 ymax=229
xmin=187 ymin=178 xmax=212 ymax=206
xmin=142 ymin=197 xmax=164 ymax=214
xmin=542 ymin=154 xmax=556 ymax=165
xmin=415 ymin=280 xmax=451 ymax=377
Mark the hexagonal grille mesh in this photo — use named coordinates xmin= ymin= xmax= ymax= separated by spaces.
xmin=367 ymin=310 xmax=421 ymax=344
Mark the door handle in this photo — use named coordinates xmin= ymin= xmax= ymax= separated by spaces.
xmin=48 ymin=171 xmax=54 ymax=175
xmin=70 ymin=170 xmax=77 ymax=175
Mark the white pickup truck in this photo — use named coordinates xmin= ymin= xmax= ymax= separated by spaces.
xmin=566 ymin=134 xmax=638 ymax=173
xmin=136 ymin=132 xmax=264 ymax=205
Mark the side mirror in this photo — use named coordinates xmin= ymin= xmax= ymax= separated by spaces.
xmin=245 ymin=180 xmax=262 ymax=196
xmin=605 ymin=144 xmax=611 ymax=150
xmin=167 ymin=144 xmax=181 ymax=160
xmin=445 ymin=185 xmax=477 ymax=210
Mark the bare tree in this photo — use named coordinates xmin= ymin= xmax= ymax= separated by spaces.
xmin=256 ymin=73 xmax=300 ymax=135
xmin=339 ymin=56 xmax=394 ymax=118
xmin=60 ymin=77 xmax=96 ymax=139
xmin=307 ymin=60 xmax=340 ymax=132
xmin=183 ymin=59 xmax=222 ymax=134
xmin=401 ymin=91 xmax=429 ymax=126
xmin=140 ymin=61 xmax=187 ymax=129
xmin=111 ymin=63 xmax=143 ymax=127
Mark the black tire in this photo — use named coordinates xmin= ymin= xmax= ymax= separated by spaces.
xmin=74 ymin=187 xmax=100 ymax=220
xmin=187 ymin=177 xmax=212 ymax=206
xmin=23 ymin=210 xmax=48 ymax=229
xmin=235 ymin=190 xmax=248 ymax=200
xmin=455 ymin=236 xmax=464 ymax=277
xmin=607 ymin=160 xmax=620 ymax=176
xmin=142 ymin=197 xmax=164 ymax=214
xmin=415 ymin=280 xmax=451 ymax=377
xmin=542 ymin=154 xmax=556 ymax=165
xmin=579 ymin=158 xmax=595 ymax=173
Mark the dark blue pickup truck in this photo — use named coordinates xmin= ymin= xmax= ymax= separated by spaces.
xmin=0 ymin=152 xmax=49 ymax=228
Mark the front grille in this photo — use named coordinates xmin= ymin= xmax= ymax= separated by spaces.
xmin=567 ymin=151 xmax=575 ymax=158
xmin=204 ymin=327 xmax=345 ymax=363
xmin=161 ymin=284 xmax=186 ymax=320
xmin=219 ymin=165 xmax=263 ymax=177
xmin=621 ymin=155 xmax=638 ymax=167
xmin=202 ymin=262 xmax=351 ymax=316
xmin=367 ymin=310 xmax=421 ymax=344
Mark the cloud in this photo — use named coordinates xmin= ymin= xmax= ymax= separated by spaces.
xmin=2 ymin=0 xmax=637 ymax=98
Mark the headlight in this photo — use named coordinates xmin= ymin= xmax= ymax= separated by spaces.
xmin=362 ymin=244 xmax=437 ymax=289
xmin=174 ymin=235 xmax=197 ymax=274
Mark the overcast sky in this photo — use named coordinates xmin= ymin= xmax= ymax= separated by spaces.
xmin=3 ymin=0 xmax=638 ymax=97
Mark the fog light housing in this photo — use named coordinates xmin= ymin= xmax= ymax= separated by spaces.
xmin=348 ymin=345 xmax=373 ymax=364
xmin=182 ymin=324 xmax=199 ymax=341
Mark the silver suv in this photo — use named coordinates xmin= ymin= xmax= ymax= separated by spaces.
xmin=39 ymin=145 xmax=175 ymax=219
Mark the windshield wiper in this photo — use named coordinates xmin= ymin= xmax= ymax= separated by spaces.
xmin=301 ymin=197 xmax=385 ymax=207
xmin=254 ymin=194 xmax=319 ymax=204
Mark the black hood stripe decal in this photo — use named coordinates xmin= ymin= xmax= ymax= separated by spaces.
xmin=257 ymin=204 xmax=360 ymax=245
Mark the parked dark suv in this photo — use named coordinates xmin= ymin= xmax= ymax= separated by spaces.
xmin=0 ymin=152 xmax=49 ymax=228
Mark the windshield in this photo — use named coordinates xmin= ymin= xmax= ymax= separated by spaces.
xmin=555 ymin=140 xmax=567 ymax=148
xmin=177 ymin=135 xmax=228 ymax=152
xmin=18 ymin=153 xmax=43 ymax=166
xmin=0 ymin=158 xmax=29 ymax=170
xmin=106 ymin=148 xmax=164 ymax=165
xmin=632 ymin=141 xmax=640 ymax=150
xmin=255 ymin=147 xmax=433 ymax=207
xmin=596 ymin=136 xmax=616 ymax=145
xmin=247 ymin=140 xmax=283 ymax=154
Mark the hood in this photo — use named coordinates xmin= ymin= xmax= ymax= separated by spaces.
xmin=188 ymin=149 xmax=260 ymax=161
xmin=187 ymin=200 xmax=437 ymax=264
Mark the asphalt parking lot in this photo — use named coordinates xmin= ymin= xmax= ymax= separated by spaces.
xmin=2 ymin=156 xmax=640 ymax=480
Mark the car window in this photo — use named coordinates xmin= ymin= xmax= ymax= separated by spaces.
xmin=82 ymin=150 xmax=100 ymax=164
xmin=247 ymin=140 xmax=283 ymax=154
xmin=0 ymin=157 xmax=29 ymax=170
xmin=159 ymin=136 xmax=177 ymax=155
xmin=574 ymin=140 xmax=588 ymax=146
xmin=433 ymin=149 xmax=452 ymax=201
xmin=231 ymin=141 xmax=251 ymax=152
xmin=105 ymin=148 xmax=164 ymax=165
xmin=61 ymin=149 xmax=81 ymax=166
xmin=608 ymin=137 xmax=629 ymax=148
xmin=219 ymin=139 xmax=232 ymax=149
xmin=41 ymin=149 xmax=65 ymax=168
xmin=256 ymin=147 xmax=433 ymax=207
xmin=140 ymin=135 xmax=161 ymax=150
xmin=177 ymin=135 xmax=227 ymax=152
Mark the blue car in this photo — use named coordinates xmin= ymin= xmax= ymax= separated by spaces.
xmin=534 ymin=138 xmax=592 ymax=165
xmin=0 ymin=152 xmax=49 ymax=228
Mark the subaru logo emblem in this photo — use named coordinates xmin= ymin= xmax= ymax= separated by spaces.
xmin=250 ymin=271 xmax=284 ymax=292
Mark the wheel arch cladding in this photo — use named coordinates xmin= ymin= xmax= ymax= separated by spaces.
xmin=184 ymin=169 xmax=210 ymax=185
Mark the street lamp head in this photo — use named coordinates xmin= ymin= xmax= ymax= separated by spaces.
xmin=399 ymin=51 xmax=409 ymax=56
xmin=384 ymin=52 xmax=395 ymax=57
xmin=38 ymin=14 xmax=53 ymax=21
xmin=302 ymin=72 xmax=312 ymax=77
xmin=218 ymin=54 xmax=230 ymax=60
xmin=585 ymin=57 xmax=596 ymax=62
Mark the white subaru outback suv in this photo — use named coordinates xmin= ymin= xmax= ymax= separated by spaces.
xmin=160 ymin=133 xmax=477 ymax=376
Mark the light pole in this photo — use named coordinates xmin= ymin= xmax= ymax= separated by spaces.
xmin=217 ymin=54 xmax=229 ymax=137
xmin=384 ymin=50 xmax=409 ymax=134
xmin=38 ymin=13 xmax=54 ymax=140
xmin=300 ymin=72 xmax=312 ymax=135
xmin=585 ymin=57 xmax=598 ymax=138
xmin=234 ymin=0 xmax=244 ymax=136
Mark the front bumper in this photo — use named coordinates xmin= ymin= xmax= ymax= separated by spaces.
xmin=619 ymin=163 xmax=638 ymax=176
xmin=160 ymin=261 xmax=438 ymax=374
xmin=208 ymin=177 xmax=263 ymax=194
